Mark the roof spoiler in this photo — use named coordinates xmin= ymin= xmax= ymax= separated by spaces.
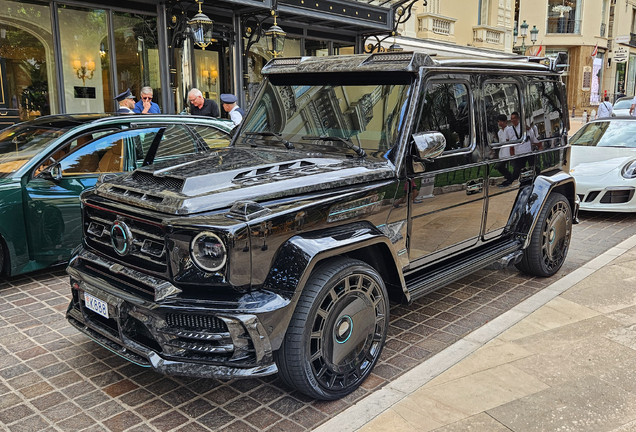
xmin=526 ymin=52 xmax=568 ymax=73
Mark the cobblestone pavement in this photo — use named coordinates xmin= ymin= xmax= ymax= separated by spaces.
xmin=1 ymin=211 xmax=635 ymax=432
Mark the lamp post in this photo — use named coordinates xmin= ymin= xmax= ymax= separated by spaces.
xmin=530 ymin=25 xmax=539 ymax=46
xmin=519 ymin=20 xmax=529 ymax=54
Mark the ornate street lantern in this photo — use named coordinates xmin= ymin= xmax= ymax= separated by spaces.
xmin=189 ymin=0 xmax=214 ymax=50
xmin=520 ymin=20 xmax=529 ymax=38
xmin=530 ymin=25 xmax=539 ymax=44
xmin=265 ymin=12 xmax=286 ymax=58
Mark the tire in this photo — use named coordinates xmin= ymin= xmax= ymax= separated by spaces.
xmin=275 ymin=258 xmax=389 ymax=400
xmin=0 ymin=240 xmax=4 ymax=275
xmin=516 ymin=192 xmax=571 ymax=277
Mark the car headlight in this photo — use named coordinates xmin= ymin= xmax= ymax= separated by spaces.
xmin=190 ymin=232 xmax=227 ymax=272
xmin=622 ymin=159 xmax=636 ymax=179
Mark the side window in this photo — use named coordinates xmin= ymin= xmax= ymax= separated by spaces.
xmin=34 ymin=129 xmax=118 ymax=176
xmin=58 ymin=128 xmax=160 ymax=176
xmin=136 ymin=125 xmax=197 ymax=161
xmin=190 ymin=125 xmax=231 ymax=149
xmin=484 ymin=82 xmax=523 ymax=146
xmin=528 ymin=81 xmax=564 ymax=141
xmin=417 ymin=81 xmax=472 ymax=152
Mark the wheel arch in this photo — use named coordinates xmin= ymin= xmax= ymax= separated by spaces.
xmin=513 ymin=172 xmax=578 ymax=249
xmin=261 ymin=222 xmax=406 ymax=351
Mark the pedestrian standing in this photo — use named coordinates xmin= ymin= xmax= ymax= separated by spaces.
xmin=114 ymin=89 xmax=135 ymax=114
xmin=134 ymin=86 xmax=161 ymax=114
xmin=220 ymin=94 xmax=245 ymax=126
xmin=188 ymin=88 xmax=219 ymax=117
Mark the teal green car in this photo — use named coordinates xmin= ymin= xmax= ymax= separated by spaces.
xmin=0 ymin=114 xmax=233 ymax=276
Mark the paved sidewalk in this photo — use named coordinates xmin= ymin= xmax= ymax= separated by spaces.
xmin=317 ymin=234 xmax=636 ymax=432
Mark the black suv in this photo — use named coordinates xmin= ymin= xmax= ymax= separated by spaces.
xmin=66 ymin=52 xmax=578 ymax=400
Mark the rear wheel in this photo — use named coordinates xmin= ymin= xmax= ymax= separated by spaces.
xmin=516 ymin=192 xmax=571 ymax=277
xmin=276 ymin=258 xmax=389 ymax=400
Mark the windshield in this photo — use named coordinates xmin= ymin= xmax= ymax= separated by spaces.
xmin=237 ymin=73 xmax=413 ymax=162
xmin=614 ymin=99 xmax=633 ymax=110
xmin=0 ymin=124 xmax=67 ymax=178
xmin=570 ymin=120 xmax=636 ymax=147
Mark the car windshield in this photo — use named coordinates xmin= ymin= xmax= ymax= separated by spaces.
xmin=614 ymin=99 xmax=633 ymax=110
xmin=236 ymin=73 xmax=413 ymax=162
xmin=0 ymin=124 xmax=67 ymax=178
xmin=570 ymin=120 xmax=636 ymax=147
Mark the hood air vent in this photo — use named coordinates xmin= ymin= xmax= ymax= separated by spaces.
xmin=129 ymin=171 xmax=184 ymax=192
xmin=233 ymin=160 xmax=315 ymax=182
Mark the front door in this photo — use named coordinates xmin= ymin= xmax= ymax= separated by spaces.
xmin=23 ymin=128 xmax=151 ymax=262
xmin=408 ymin=76 xmax=486 ymax=267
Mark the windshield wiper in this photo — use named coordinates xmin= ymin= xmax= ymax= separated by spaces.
xmin=244 ymin=132 xmax=294 ymax=150
xmin=301 ymin=135 xmax=366 ymax=158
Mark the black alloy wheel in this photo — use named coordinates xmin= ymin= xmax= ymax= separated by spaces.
xmin=517 ymin=192 xmax=571 ymax=277
xmin=276 ymin=258 xmax=389 ymax=400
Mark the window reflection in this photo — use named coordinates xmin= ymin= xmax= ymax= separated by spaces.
xmin=113 ymin=12 xmax=161 ymax=112
xmin=0 ymin=0 xmax=57 ymax=122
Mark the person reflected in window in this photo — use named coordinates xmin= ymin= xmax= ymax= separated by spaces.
xmin=134 ymin=87 xmax=161 ymax=114
xmin=188 ymin=88 xmax=219 ymax=118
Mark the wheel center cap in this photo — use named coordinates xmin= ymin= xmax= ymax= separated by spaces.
xmin=549 ymin=227 xmax=556 ymax=244
xmin=334 ymin=315 xmax=353 ymax=344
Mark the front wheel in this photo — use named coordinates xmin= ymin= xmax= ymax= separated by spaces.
xmin=516 ymin=192 xmax=572 ymax=277
xmin=275 ymin=258 xmax=389 ymax=400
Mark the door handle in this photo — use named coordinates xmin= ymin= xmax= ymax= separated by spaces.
xmin=466 ymin=178 xmax=483 ymax=195
xmin=519 ymin=168 xmax=535 ymax=181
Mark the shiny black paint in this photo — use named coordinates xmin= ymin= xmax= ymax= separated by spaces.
xmin=67 ymin=53 xmax=577 ymax=381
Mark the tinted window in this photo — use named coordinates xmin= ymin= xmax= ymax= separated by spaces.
xmin=570 ymin=121 xmax=636 ymax=147
xmin=528 ymin=81 xmax=563 ymax=140
xmin=190 ymin=125 xmax=230 ymax=149
xmin=483 ymin=82 xmax=522 ymax=145
xmin=417 ymin=82 xmax=471 ymax=152
xmin=137 ymin=125 xmax=197 ymax=160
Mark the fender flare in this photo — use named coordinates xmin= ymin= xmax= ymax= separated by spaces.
xmin=511 ymin=172 xmax=578 ymax=248
xmin=261 ymin=221 xmax=405 ymax=351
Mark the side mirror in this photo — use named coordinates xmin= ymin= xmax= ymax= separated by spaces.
xmin=412 ymin=132 xmax=446 ymax=161
xmin=41 ymin=163 xmax=62 ymax=182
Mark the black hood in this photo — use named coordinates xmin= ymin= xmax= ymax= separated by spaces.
xmin=95 ymin=147 xmax=395 ymax=215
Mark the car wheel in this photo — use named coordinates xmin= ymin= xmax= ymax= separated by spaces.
xmin=516 ymin=192 xmax=571 ymax=277
xmin=0 ymin=238 xmax=5 ymax=275
xmin=276 ymin=258 xmax=389 ymax=400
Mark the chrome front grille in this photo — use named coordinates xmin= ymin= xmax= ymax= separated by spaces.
xmin=84 ymin=203 xmax=167 ymax=273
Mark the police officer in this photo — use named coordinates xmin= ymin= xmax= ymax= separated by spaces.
xmin=115 ymin=89 xmax=135 ymax=114
xmin=220 ymin=94 xmax=245 ymax=126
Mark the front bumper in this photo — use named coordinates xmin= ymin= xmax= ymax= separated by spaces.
xmin=576 ymin=184 xmax=636 ymax=213
xmin=66 ymin=250 xmax=284 ymax=379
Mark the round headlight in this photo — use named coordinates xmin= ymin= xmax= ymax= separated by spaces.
xmin=622 ymin=159 xmax=636 ymax=179
xmin=190 ymin=232 xmax=227 ymax=272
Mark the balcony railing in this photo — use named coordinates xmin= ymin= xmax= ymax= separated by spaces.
xmin=472 ymin=26 xmax=506 ymax=51
xmin=417 ymin=13 xmax=457 ymax=42
xmin=546 ymin=17 xmax=581 ymax=34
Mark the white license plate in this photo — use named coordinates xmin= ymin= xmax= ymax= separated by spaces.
xmin=84 ymin=293 xmax=109 ymax=319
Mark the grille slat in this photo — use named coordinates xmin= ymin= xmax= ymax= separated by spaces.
xmin=84 ymin=204 xmax=167 ymax=273
xmin=165 ymin=313 xmax=228 ymax=332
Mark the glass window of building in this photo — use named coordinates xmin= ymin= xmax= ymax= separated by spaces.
xmin=547 ymin=0 xmax=582 ymax=34
xmin=58 ymin=5 xmax=110 ymax=113
xmin=334 ymin=43 xmax=355 ymax=55
xmin=0 ymin=0 xmax=58 ymax=122
xmin=113 ymin=12 xmax=161 ymax=113
xmin=305 ymin=39 xmax=329 ymax=56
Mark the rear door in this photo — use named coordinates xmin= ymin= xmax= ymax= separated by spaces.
xmin=407 ymin=74 xmax=487 ymax=266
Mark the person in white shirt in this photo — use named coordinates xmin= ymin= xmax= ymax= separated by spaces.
xmin=220 ymin=94 xmax=245 ymax=126
xmin=496 ymin=114 xmax=511 ymax=157
xmin=630 ymin=95 xmax=636 ymax=116
xmin=597 ymin=96 xmax=613 ymax=118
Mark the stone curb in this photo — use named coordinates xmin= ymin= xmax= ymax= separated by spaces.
xmin=314 ymin=233 xmax=636 ymax=432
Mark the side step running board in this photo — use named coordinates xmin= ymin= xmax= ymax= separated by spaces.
xmin=406 ymin=240 xmax=522 ymax=302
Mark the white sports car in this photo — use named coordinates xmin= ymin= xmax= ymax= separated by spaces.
xmin=570 ymin=118 xmax=636 ymax=212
